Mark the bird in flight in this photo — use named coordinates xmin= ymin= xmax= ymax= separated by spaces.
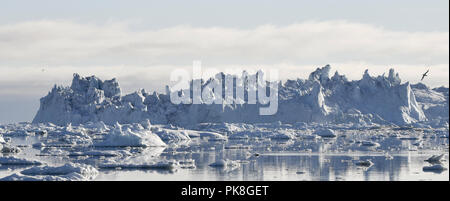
xmin=421 ymin=69 xmax=429 ymax=81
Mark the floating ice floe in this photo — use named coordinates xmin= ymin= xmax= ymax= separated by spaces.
xmin=0 ymin=135 xmax=5 ymax=144
xmin=68 ymin=150 xmax=132 ymax=158
xmin=196 ymin=131 xmax=227 ymax=141
xmin=1 ymin=144 xmax=21 ymax=154
xmin=300 ymin=135 xmax=320 ymax=140
xmin=269 ymin=130 xmax=297 ymax=140
xmin=0 ymin=163 xmax=99 ymax=181
xmin=94 ymin=123 xmax=166 ymax=147
xmin=314 ymin=129 xmax=337 ymax=138
xmin=361 ymin=141 xmax=380 ymax=147
xmin=151 ymin=127 xmax=191 ymax=142
xmin=422 ymin=164 xmax=447 ymax=173
xmin=0 ymin=156 xmax=43 ymax=165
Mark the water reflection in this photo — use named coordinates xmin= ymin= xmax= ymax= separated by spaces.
xmin=2 ymin=133 xmax=448 ymax=181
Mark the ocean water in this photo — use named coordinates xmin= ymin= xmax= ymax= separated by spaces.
xmin=1 ymin=133 xmax=448 ymax=181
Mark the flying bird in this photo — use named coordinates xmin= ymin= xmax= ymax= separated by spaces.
xmin=421 ymin=69 xmax=429 ymax=81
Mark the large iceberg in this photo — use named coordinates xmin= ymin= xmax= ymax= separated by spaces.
xmin=32 ymin=65 xmax=448 ymax=127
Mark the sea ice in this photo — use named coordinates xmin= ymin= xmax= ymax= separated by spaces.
xmin=361 ymin=141 xmax=380 ymax=147
xmin=93 ymin=123 xmax=166 ymax=147
xmin=1 ymin=144 xmax=21 ymax=154
xmin=314 ymin=129 xmax=337 ymax=138
xmin=1 ymin=163 xmax=98 ymax=181
xmin=151 ymin=127 xmax=191 ymax=142
xmin=0 ymin=156 xmax=43 ymax=165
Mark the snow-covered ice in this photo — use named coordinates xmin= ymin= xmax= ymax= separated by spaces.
xmin=1 ymin=163 xmax=98 ymax=181
xmin=0 ymin=156 xmax=43 ymax=165
xmin=314 ymin=128 xmax=337 ymax=138
xmin=93 ymin=124 xmax=166 ymax=147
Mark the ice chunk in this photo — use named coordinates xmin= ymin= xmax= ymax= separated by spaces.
xmin=314 ymin=129 xmax=337 ymax=138
xmin=195 ymin=131 xmax=227 ymax=141
xmin=0 ymin=156 xmax=43 ymax=165
xmin=269 ymin=130 xmax=296 ymax=140
xmin=1 ymin=145 xmax=21 ymax=153
xmin=361 ymin=141 xmax=380 ymax=147
xmin=94 ymin=126 xmax=166 ymax=147
xmin=152 ymin=127 xmax=191 ymax=142
xmin=1 ymin=163 xmax=98 ymax=181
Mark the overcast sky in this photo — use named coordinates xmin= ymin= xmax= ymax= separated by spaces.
xmin=0 ymin=0 xmax=448 ymax=124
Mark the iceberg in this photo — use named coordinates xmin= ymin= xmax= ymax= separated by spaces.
xmin=31 ymin=65 xmax=447 ymax=127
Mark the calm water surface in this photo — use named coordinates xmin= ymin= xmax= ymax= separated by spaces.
xmin=1 ymin=134 xmax=448 ymax=181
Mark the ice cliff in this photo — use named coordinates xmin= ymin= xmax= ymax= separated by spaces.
xmin=32 ymin=65 xmax=448 ymax=127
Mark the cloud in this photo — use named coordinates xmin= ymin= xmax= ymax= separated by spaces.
xmin=0 ymin=20 xmax=447 ymax=66
xmin=0 ymin=20 xmax=448 ymax=102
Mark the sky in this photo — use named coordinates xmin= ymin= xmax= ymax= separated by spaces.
xmin=0 ymin=0 xmax=448 ymax=124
